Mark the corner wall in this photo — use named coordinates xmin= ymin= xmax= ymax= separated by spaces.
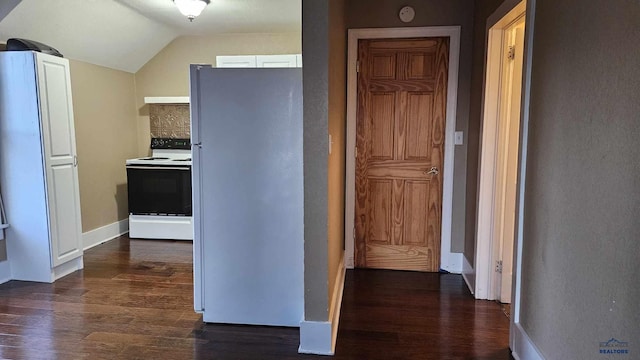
xmin=327 ymin=0 xmax=347 ymax=314
xmin=299 ymin=0 xmax=338 ymax=355
xmin=520 ymin=0 xmax=640 ymax=357
xmin=69 ymin=60 xmax=138 ymax=233
xmin=302 ymin=0 xmax=329 ymax=324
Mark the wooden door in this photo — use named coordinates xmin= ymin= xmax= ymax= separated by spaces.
xmin=36 ymin=53 xmax=83 ymax=267
xmin=355 ymin=37 xmax=449 ymax=272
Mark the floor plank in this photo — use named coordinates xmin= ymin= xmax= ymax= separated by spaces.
xmin=0 ymin=235 xmax=512 ymax=359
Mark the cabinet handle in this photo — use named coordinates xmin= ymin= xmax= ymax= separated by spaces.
xmin=73 ymin=155 xmax=78 ymax=167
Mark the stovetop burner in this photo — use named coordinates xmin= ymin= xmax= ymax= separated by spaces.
xmin=125 ymin=138 xmax=192 ymax=166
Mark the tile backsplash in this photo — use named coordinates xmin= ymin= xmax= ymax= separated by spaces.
xmin=149 ymin=104 xmax=190 ymax=139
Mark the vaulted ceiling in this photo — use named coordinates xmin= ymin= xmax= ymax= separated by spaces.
xmin=0 ymin=0 xmax=301 ymax=73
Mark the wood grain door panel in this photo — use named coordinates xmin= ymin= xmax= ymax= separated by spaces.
xmin=370 ymin=92 xmax=395 ymax=160
xmin=355 ymin=37 xmax=448 ymax=272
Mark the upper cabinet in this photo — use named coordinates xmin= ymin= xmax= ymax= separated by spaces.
xmin=256 ymin=55 xmax=297 ymax=68
xmin=216 ymin=55 xmax=258 ymax=68
xmin=216 ymin=54 xmax=302 ymax=68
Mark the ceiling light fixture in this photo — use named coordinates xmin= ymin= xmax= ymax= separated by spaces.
xmin=173 ymin=0 xmax=210 ymax=22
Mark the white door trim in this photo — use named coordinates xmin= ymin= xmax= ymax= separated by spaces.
xmin=512 ymin=0 xmax=536 ymax=348
xmin=509 ymin=6 xmax=538 ymax=358
xmin=475 ymin=0 xmax=526 ymax=300
xmin=344 ymin=26 xmax=462 ymax=273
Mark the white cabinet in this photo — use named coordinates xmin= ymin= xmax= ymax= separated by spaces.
xmin=0 ymin=52 xmax=83 ymax=282
xmin=36 ymin=55 xmax=83 ymax=268
xmin=256 ymin=54 xmax=297 ymax=68
xmin=216 ymin=55 xmax=257 ymax=68
xmin=216 ymin=54 xmax=302 ymax=68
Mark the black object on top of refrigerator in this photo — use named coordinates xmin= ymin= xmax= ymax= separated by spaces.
xmin=6 ymin=38 xmax=63 ymax=57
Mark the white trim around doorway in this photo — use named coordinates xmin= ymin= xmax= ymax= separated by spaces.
xmin=474 ymin=0 xmax=526 ymax=301
xmin=511 ymin=0 xmax=537 ymax=355
xmin=344 ymin=26 xmax=462 ymax=273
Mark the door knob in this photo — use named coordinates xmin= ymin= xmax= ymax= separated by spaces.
xmin=424 ymin=167 xmax=439 ymax=176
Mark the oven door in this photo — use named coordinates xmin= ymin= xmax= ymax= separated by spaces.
xmin=126 ymin=165 xmax=192 ymax=216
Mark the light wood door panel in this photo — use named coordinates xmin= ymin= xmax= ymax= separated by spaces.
xmin=355 ymin=37 xmax=448 ymax=272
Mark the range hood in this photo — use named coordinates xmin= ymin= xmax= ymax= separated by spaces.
xmin=144 ymin=97 xmax=189 ymax=104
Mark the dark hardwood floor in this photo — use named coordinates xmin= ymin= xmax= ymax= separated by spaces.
xmin=336 ymin=270 xmax=513 ymax=360
xmin=0 ymin=236 xmax=512 ymax=359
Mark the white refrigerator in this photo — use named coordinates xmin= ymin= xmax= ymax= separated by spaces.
xmin=190 ymin=66 xmax=304 ymax=326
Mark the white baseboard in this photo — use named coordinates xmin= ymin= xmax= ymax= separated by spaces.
xmin=462 ymin=255 xmax=475 ymax=295
xmin=511 ymin=322 xmax=545 ymax=360
xmin=0 ymin=260 xmax=11 ymax=285
xmin=462 ymin=273 xmax=474 ymax=295
xmin=299 ymin=320 xmax=333 ymax=355
xmin=299 ymin=259 xmax=346 ymax=356
xmin=441 ymin=251 xmax=463 ymax=274
xmin=82 ymin=218 xmax=129 ymax=250
xmin=329 ymin=260 xmax=346 ymax=353
xmin=52 ymin=256 xmax=83 ymax=281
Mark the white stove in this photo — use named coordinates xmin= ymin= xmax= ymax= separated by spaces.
xmin=126 ymin=138 xmax=193 ymax=240
xmin=126 ymin=149 xmax=192 ymax=166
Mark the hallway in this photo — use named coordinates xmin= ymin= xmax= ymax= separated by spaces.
xmin=0 ymin=236 xmax=511 ymax=359
xmin=336 ymin=270 xmax=512 ymax=359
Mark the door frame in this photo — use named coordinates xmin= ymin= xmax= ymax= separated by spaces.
xmin=474 ymin=0 xmax=525 ymax=301
xmin=344 ymin=26 xmax=462 ymax=273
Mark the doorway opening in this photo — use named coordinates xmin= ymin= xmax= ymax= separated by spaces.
xmin=475 ymin=1 xmax=526 ymax=302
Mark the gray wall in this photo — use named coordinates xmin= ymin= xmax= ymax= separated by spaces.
xmin=302 ymin=0 xmax=329 ymax=321
xmin=521 ymin=0 xmax=640 ymax=357
xmin=345 ymin=0 xmax=474 ymax=253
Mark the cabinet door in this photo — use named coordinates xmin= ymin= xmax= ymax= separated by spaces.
xmin=256 ymin=55 xmax=298 ymax=68
xmin=35 ymin=53 xmax=83 ymax=267
xmin=216 ymin=55 xmax=257 ymax=68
